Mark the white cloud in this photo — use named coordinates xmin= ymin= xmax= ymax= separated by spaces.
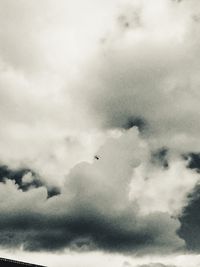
xmin=130 ymin=160 xmax=200 ymax=215
xmin=22 ymin=172 xmax=34 ymax=185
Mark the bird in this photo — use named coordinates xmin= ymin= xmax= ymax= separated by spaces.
xmin=94 ymin=155 xmax=100 ymax=160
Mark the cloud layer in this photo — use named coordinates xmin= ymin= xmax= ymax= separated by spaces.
xmin=1 ymin=0 xmax=200 ymax=260
xmin=0 ymin=128 xmax=186 ymax=253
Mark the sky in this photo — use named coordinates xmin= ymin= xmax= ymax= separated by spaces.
xmin=1 ymin=0 xmax=200 ymax=266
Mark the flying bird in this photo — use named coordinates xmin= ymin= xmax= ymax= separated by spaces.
xmin=94 ymin=155 xmax=100 ymax=160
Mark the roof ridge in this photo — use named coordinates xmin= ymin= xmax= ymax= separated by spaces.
xmin=0 ymin=257 xmax=45 ymax=267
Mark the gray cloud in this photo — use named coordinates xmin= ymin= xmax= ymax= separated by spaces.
xmin=0 ymin=165 xmax=60 ymax=198
xmin=184 ymin=153 xmax=200 ymax=172
xmin=151 ymin=148 xmax=169 ymax=169
xmin=0 ymin=208 xmax=181 ymax=253
xmin=178 ymin=153 xmax=200 ymax=251
xmin=0 ymin=186 xmax=183 ymax=253
xmin=178 ymin=183 xmax=200 ymax=251
xmin=74 ymin=0 xmax=200 ymax=155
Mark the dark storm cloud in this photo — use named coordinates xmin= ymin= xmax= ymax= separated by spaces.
xmin=0 ymin=165 xmax=60 ymax=198
xmin=47 ymin=187 xmax=60 ymax=199
xmin=178 ymin=184 xmax=200 ymax=251
xmin=9 ymin=212 xmax=150 ymax=252
xmin=178 ymin=152 xmax=200 ymax=250
xmin=0 ymin=205 xmax=182 ymax=253
xmin=0 ymin=165 xmax=41 ymax=190
xmin=176 ymin=153 xmax=200 ymax=251
xmin=184 ymin=153 xmax=200 ymax=172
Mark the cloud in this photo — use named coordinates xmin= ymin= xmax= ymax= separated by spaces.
xmin=0 ymin=165 xmax=60 ymax=198
xmin=0 ymin=128 xmax=185 ymax=253
xmin=1 ymin=0 xmax=200 ymax=258
xmin=178 ymin=182 xmax=200 ymax=251
xmin=184 ymin=153 xmax=200 ymax=172
xmin=130 ymin=160 xmax=199 ymax=215
xmin=0 ymin=0 xmax=119 ymax=187
xmin=74 ymin=0 xmax=200 ymax=154
xmin=151 ymin=148 xmax=169 ymax=169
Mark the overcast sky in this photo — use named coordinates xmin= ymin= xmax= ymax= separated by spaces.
xmin=1 ymin=0 xmax=200 ymax=266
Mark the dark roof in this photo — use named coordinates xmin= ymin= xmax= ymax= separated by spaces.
xmin=0 ymin=258 xmax=45 ymax=267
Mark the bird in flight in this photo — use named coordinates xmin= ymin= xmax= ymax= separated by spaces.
xmin=94 ymin=155 xmax=100 ymax=160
